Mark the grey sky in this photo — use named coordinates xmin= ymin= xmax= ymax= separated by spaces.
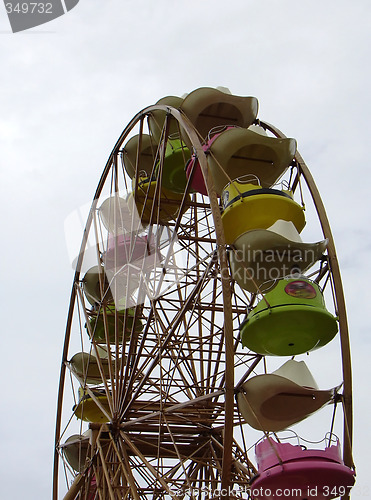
xmin=0 ymin=1 xmax=369 ymax=498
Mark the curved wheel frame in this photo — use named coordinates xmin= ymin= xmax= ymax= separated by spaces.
xmin=53 ymin=105 xmax=353 ymax=500
xmin=264 ymin=121 xmax=353 ymax=470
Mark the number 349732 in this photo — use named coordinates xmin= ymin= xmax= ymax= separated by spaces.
xmin=5 ymin=3 xmax=53 ymax=14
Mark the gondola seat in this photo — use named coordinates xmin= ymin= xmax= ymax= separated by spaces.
xmin=122 ymin=133 xmax=158 ymax=179
xmin=99 ymin=195 xmax=143 ymax=235
xmin=69 ymin=351 xmax=117 ymax=385
xmin=207 ymin=126 xmax=296 ymax=195
xmin=73 ymin=388 xmax=111 ymax=423
xmin=61 ymin=432 xmax=90 ymax=472
xmin=237 ymin=360 xmax=337 ymax=431
xmin=180 ymin=87 xmax=258 ymax=149
xmin=127 ymin=175 xmax=190 ymax=225
xmin=221 ymin=179 xmax=305 ymax=245
xmin=185 ymin=144 xmax=209 ymax=196
xmin=87 ymin=305 xmax=143 ymax=343
xmin=157 ymin=138 xmax=191 ymax=193
xmin=104 ymin=233 xmax=157 ymax=270
xmin=185 ymin=125 xmax=235 ymax=196
xmin=229 ymin=219 xmax=327 ymax=292
xmin=82 ymin=266 xmax=113 ymax=305
xmin=148 ymin=95 xmax=184 ymax=143
xmin=251 ymin=437 xmax=355 ymax=500
xmin=83 ymin=265 xmax=142 ymax=308
xmin=240 ymin=278 xmax=338 ymax=355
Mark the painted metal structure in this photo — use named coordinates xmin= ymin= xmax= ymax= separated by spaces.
xmin=53 ymin=94 xmax=354 ymax=499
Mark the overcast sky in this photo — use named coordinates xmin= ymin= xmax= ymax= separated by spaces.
xmin=0 ymin=1 xmax=369 ymax=498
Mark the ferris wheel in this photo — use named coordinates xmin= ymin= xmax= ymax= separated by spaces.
xmin=53 ymin=87 xmax=355 ymax=500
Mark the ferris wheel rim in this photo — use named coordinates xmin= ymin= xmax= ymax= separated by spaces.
xmin=261 ymin=119 xmax=353 ymax=468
